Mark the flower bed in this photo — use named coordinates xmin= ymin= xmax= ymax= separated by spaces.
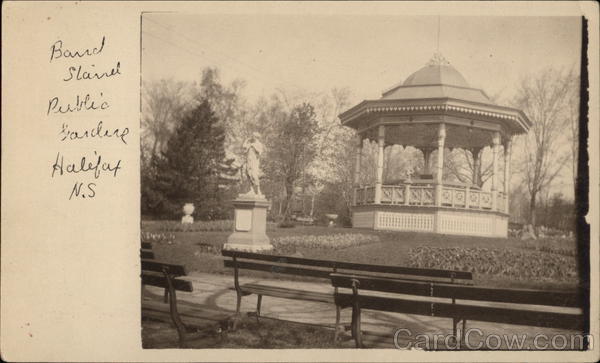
xmin=272 ymin=233 xmax=380 ymax=254
xmin=141 ymin=231 xmax=175 ymax=245
xmin=145 ymin=220 xmax=279 ymax=232
xmin=408 ymin=246 xmax=578 ymax=282
xmin=159 ymin=220 xmax=233 ymax=232
xmin=521 ymin=237 xmax=577 ymax=257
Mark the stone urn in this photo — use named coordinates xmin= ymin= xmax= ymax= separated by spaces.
xmin=325 ymin=214 xmax=338 ymax=227
xmin=181 ymin=203 xmax=195 ymax=224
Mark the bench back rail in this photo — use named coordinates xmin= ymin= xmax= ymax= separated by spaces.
xmin=331 ymin=273 xmax=584 ymax=348
xmin=330 ymin=273 xmax=580 ymax=307
xmin=222 ymin=250 xmax=472 ymax=284
xmin=141 ymin=249 xmax=155 ymax=259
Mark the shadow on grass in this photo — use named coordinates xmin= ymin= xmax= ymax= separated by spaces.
xmin=142 ymin=315 xmax=345 ymax=349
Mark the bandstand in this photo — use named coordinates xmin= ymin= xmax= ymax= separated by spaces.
xmin=340 ymin=54 xmax=531 ymax=237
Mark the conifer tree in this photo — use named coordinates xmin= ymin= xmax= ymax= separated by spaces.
xmin=149 ymin=100 xmax=235 ymax=219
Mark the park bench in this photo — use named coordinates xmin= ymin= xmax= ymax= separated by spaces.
xmin=141 ymin=241 xmax=155 ymax=259
xmin=140 ymin=241 xmax=170 ymax=302
xmin=330 ymin=273 xmax=584 ymax=348
xmin=141 ymin=245 xmax=194 ymax=347
xmin=221 ymin=249 xmax=472 ymax=340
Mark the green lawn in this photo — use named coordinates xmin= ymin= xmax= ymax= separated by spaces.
xmin=142 ymin=222 xmax=580 ymax=290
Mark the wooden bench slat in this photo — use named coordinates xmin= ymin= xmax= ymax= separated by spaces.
xmin=335 ymin=293 xmax=432 ymax=315
xmin=434 ymin=283 xmax=581 ymax=307
xmin=331 ymin=274 xmax=431 ymax=297
xmin=142 ymin=259 xmax=187 ymax=276
xmin=223 ymin=249 xmax=334 ymax=267
xmin=223 ymin=260 xmax=332 ymax=279
xmin=331 ymin=274 xmax=581 ymax=307
xmin=336 ymin=293 xmax=583 ymax=331
xmin=142 ymin=273 xmax=193 ymax=292
xmin=141 ymin=242 xmax=152 ymax=250
xmin=334 ymin=261 xmax=471 ymax=280
xmin=436 ymin=300 xmax=584 ymax=331
xmin=141 ymin=249 xmax=155 ymax=259
xmin=334 ymin=272 xmax=472 ymax=285
xmin=222 ymin=250 xmax=472 ymax=280
xmin=240 ymin=283 xmax=334 ymax=303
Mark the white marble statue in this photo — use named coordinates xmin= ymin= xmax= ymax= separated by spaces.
xmin=241 ymin=132 xmax=264 ymax=197
xmin=405 ymin=166 xmax=414 ymax=182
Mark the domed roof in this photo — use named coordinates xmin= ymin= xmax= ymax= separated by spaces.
xmin=403 ymin=54 xmax=470 ymax=87
xmin=339 ymin=52 xmax=532 ymax=137
xmin=381 ymin=53 xmax=490 ymax=104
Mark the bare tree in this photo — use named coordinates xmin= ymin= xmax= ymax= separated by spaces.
xmin=512 ymin=67 xmax=575 ymax=226
xmin=566 ymin=75 xmax=580 ymax=197
xmin=261 ymin=102 xmax=319 ymax=221
xmin=445 ymin=91 xmax=503 ymax=188
xmin=445 ymin=148 xmax=494 ymax=187
xmin=257 ymin=88 xmax=353 ymax=218
xmin=141 ymin=79 xmax=194 ymax=166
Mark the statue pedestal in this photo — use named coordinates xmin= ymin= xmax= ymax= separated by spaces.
xmin=223 ymin=195 xmax=272 ymax=252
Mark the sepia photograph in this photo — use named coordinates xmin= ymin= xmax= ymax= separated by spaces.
xmin=139 ymin=12 xmax=588 ymax=350
xmin=2 ymin=1 xmax=598 ymax=361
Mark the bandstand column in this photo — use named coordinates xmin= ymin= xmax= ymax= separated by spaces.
xmin=471 ymin=147 xmax=482 ymax=186
xmin=352 ymin=135 xmax=362 ymax=206
xmin=435 ymin=123 xmax=446 ymax=207
xmin=374 ymin=125 xmax=385 ymax=204
xmin=503 ymin=137 xmax=512 ymax=213
xmin=491 ymin=132 xmax=501 ymax=211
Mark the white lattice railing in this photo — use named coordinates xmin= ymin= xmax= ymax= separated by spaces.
xmin=380 ymin=185 xmax=404 ymax=204
xmin=408 ymin=185 xmax=435 ymax=206
xmin=355 ymin=183 xmax=505 ymax=213
xmin=377 ymin=185 xmax=435 ymax=206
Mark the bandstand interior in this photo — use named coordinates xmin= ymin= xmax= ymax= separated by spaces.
xmin=340 ymin=54 xmax=531 ymax=237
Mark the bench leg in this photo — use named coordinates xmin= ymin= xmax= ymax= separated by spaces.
xmin=452 ymin=318 xmax=458 ymax=346
xmin=163 ymin=272 xmax=187 ymax=348
xmin=171 ymin=302 xmax=187 ymax=348
xmin=232 ymin=291 xmax=243 ymax=330
xmin=351 ymin=306 xmax=363 ymax=348
xmin=256 ymin=295 xmax=262 ymax=323
xmin=235 ymin=291 xmax=242 ymax=313
xmin=461 ymin=319 xmax=467 ymax=348
xmin=333 ymin=305 xmax=341 ymax=342
xmin=350 ymin=308 xmax=355 ymax=339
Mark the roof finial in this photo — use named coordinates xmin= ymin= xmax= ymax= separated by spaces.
xmin=428 ymin=52 xmax=450 ymax=66
xmin=428 ymin=16 xmax=450 ymax=66
xmin=437 ymin=15 xmax=440 ymax=53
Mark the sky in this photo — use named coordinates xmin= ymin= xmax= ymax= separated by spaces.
xmin=142 ymin=13 xmax=581 ymax=105
xmin=141 ymin=11 xmax=582 ymax=199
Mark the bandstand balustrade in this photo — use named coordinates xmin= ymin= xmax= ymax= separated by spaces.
xmin=354 ymin=183 xmax=506 ymax=213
